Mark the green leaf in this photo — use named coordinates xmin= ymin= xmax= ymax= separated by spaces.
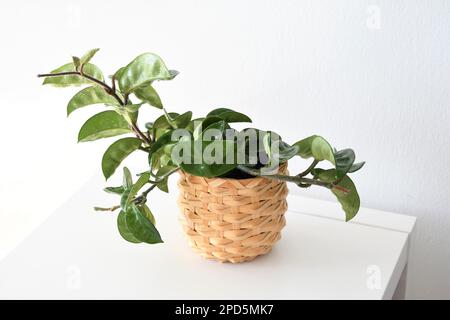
xmin=293 ymin=135 xmax=318 ymax=159
xmin=126 ymin=172 xmax=151 ymax=205
xmin=348 ymin=161 xmax=365 ymax=173
xmin=80 ymin=48 xmax=100 ymax=64
xmin=117 ymin=209 xmax=141 ymax=243
xmin=153 ymin=112 xmax=179 ymax=140
xmin=78 ymin=110 xmax=131 ymax=142
xmin=101 ymin=137 xmax=142 ymax=180
xmin=125 ymin=204 xmax=163 ymax=244
xmin=175 ymin=139 xmax=237 ymax=177
xmin=155 ymin=165 xmax=176 ymax=193
xmin=311 ymin=136 xmax=335 ymax=163
xmin=104 ymin=186 xmax=125 ymax=195
xmin=117 ymin=53 xmax=174 ymax=94
xmin=173 ymin=111 xmax=193 ymax=129
xmin=122 ymin=167 xmax=133 ymax=189
xmin=67 ymin=86 xmax=119 ymax=116
xmin=334 ymin=149 xmax=356 ymax=178
xmin=193 ymin=116 xmax=223 ymax=140
xmin=72 ymin=56 xmax=81 ymax=70
xmin=263 ymin=131 xmax=298 ymax=164
xmin=42 ymin=62 xmax=104 ymax=87
xmin=207 ymin=108 xmax=252 ymax=123
xmin=134 ymin=84 xmax=163 ymax=109
xmin=186 ymin=118 xmax=204 ymax=133
xmin=141 ymin=205 xmax=156 ymax=225
xmin=315 ymin=169 xmax=361 ymax=221
xmin=148 ymin=130 xmax=175 ymax=163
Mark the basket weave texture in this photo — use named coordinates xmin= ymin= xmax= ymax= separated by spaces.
xmin=177 ymin=164 xmax=288 ymax=263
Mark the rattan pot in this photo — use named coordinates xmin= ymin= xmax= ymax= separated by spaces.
xmin=177 ymin=163 xmax=288 ymax=263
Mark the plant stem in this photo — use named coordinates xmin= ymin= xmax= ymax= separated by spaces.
xmin=236 ymin=165 xmax=348 ymax=192
xmin=298 ymin=159 xmax=319 ymax=177
xmin=37 ymin=70 xmax=152 ymax=145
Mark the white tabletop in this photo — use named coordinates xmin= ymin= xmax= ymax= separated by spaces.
xmin=0 ymin=174 xmax=416 ymax=300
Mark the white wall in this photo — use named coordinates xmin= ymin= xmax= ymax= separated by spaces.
xmin=0 ymin=0 xmax=448 ymax=299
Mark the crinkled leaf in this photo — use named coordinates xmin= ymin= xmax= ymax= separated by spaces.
xmin=42 ymin=62 xmax=104 ymax=87
xmin=101 ymin=137 xmax=142 ymax=180
xmin=78 ymin=110 xmax=131 ymax=142
xmin=118 ymin=53 xmax=174 ymax=94
xmin=67 ymin=86 xmax=119 ymax=116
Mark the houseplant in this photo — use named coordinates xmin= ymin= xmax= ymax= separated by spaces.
xmin=38 ymin=49 xmax=365 ymax=263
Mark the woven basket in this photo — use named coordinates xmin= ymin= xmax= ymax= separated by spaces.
xmin=177 ymin=163 xmax=288 ymax=263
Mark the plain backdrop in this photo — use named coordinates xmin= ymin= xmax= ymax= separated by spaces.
xmin=0 ymin=0 xmax=449 ymax=299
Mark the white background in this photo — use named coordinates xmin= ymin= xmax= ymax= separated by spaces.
xmin=0 ymin=0 xmax=448 ymax=299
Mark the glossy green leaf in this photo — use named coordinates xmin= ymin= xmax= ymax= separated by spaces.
xmin=348 ymin=161 xmax=365 ymax=173
xmin=101 ymin=137 xmax=142 ymax=180
xmin=186 ymin=118 xmax=204 ymax=133
xmin=125 ymin=204 xmax=163 ymax=244
xmin=263 ymin=131 xmax=298 ymax=164
xmin=42 ymin=62 xmax=104 ymax=87
xmin=134 ymin=84 xmax=163 ymax=109
xmin=122 ymin=167 xmax=133 ymax=189
xmin=67 ymin=86 xmax=119 ymax=116
xmin=118 ymin=53 xmax=174 ymax=94
xmin=72 ymin=56 xmax=81 ymax=70
xmin=311 ymin=136 xmax=335 ymax=163
xmin=315 ymin=169 xmax=360 ymax=221
xmin=153 ymin=112 xmax=179 ymax=140
xmin=117 ymin=209 xmax=141 ymax=243
xmin=126 ymin=172 xmax=151 ymax=205
xmin=148 ymin=130 xmax=175 ymax=161
xmin=78 ymin=110 xmax=131 ymax=142
xmin=80 ymin=48 xmax=100 ymax=64
xmin=202 ymin=120 xmax=228 ymax=139
xmin=155 ymin=165 xmax=176 ymax=193
xmin=293 ymin=135 xmax=318 ymax=159
xmin=193 ymin=116 xmax=223 ymax=140
xmin=207 ymin=108 xmax=252 ymax=123
xmin=172 ymin=111 xmax=193 ymax=129
xmin=175 ymin=139 xmax=237 ymax=177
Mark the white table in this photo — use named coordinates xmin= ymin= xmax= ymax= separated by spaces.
xmin=0 ymin=174 xmax=416 ymax=300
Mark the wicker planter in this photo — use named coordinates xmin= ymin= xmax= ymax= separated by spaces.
xmin=177 ymin=164 xmax=288 ymax=263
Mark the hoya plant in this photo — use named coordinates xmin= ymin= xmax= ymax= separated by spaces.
xmin=38 ymin=49 xmax=365 ymax=245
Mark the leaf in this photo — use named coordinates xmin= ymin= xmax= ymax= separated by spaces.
xmin=42 ymin=62 xmax=104 ymax=87
xmin=117 ymin=210 xmax=141 ymax=243
xmin=348 ymin=161 xmax=365 ymax=173
xmin=80 ymin=48 xmax=100 ymax=64
xmin=153 ymin=112 xmax=179 ymax=140
xmin=155 ymin=165 xmax=176 ymax=193
xmin=334 ymin=149 xmax=356 ymax=178
xmin=126 ymin=172 xmax=151 ymax=205
xmin=117 ymin=53 xmax=174 ymax=94
xmin=263 ymin=131 xmax=298 ymax=164
xmin=293 ymin=135 xmax=318 ymax=159
xmin=72 ymin=56 xmax=81 ymax=70
xmin=311 ymin=136 xmax=335 ymax=163
xmin=186 ymin=118 xmax=204 ymax=133
xmin=148 ymin=130 xmax=175 ymax=161
xmin=122 ymin=167 xmax=133 ymax=189
xmin=193 ymin=116 xmax=223 ymax=140
xmin=78 ymin=110 xmax=131 ymax=142
xmin=67 ymin=86 xmax=119 ymax=116
xmin=104 ymin=186 xmax=125 ymax=195
xmin=207 ymin=108 xmax=252 ymax=123
xmin=125 ymin=204 xmax=163 ymax=244
xmin=141 ymin=205 xmax=156 ymax=225
xmin=315 ymin=169 xmax=361 ymax=221
xmin=175 ymin=139 xmax=237 ymax=177
xmin=101 ymin=137 xmax=142 ymax=180
xmin=172 ymin=111 xmax=193 ymax=129
xmin=134 ymin=84 xmax=163 ymax=109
